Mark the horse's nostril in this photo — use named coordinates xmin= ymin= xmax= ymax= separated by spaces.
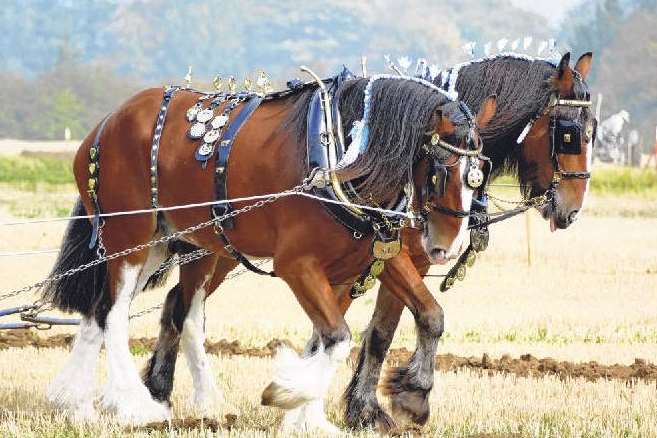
xmin=567 ymin=210 xmax=579 ymax=224
xmin=430 ymin=248 xmax=446 ymax=260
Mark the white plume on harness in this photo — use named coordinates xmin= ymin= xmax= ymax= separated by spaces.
xmin=337 ymin=74 xmax=457 ymax=169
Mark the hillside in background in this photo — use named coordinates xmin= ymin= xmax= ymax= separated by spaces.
xmin=0 ymin=0 xmax=550 ymax=80
xmin=0 ymin=0 xmax=654 ymax=144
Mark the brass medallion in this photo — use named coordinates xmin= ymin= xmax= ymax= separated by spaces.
xmin=372 ymin=239 xmax=401 ymax=260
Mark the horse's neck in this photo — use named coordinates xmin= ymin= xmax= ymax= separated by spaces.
xmin=456 ymin=61 xmax=546 ymax=174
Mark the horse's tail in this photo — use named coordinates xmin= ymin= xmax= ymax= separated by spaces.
xmin=41 ymin=197 xmax=108 ymax=318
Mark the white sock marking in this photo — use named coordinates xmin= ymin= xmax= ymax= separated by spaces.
xmin=275 ymin=339 xmax=350 ymax=432
xmin=102 ymin=263 xmax=170 ymax=425
xmin=181 ymin=283 xmax=221 ymax=414
xmin=47 ymin=317 xmax=103 ymax=421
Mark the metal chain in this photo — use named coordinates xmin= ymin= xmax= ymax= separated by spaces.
xmin=0 ymin=184 xmax=303 ymax=304
xmin=149 ymin=248 xmax=213 ymax=280
xmin=487 ymin=192 xmax=548 ymax=209
xmin=129 ymin=259 xmax=271 ymax=320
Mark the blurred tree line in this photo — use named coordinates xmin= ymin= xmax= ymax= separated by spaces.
xmin=0 ymin=0 xmax=654 ymax=143
xmin=566 ymin=0 xmax=657 ymax=151
xmin=0 ymin=45 xmax=139 ymax=140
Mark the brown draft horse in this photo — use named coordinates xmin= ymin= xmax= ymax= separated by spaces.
xmin=137 ymin=52 xmax=595 ymax=432
xmin=332 ymin=52 xmax=596 ymax=431
xmin=42 ymin=75 xmax=497 ymax=429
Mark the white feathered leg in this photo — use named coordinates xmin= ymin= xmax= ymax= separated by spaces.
xmin=101 ymin=263 xmax=171 ymax=425
xmin=47 ymin=317 xmax=103 ymax=422
xmin=181 ymin=286 xmax=222 ymax=416
xmin=272 ymin=339 xmax=351 ymax=433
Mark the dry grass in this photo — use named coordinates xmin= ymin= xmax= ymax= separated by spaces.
xmin=1 ymin=166 xmax=657 ymax=435
xmin=0 ymin=349 xmax=656 ymax=437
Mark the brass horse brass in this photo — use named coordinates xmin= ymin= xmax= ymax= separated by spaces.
xmin=373 ymin=240 xmax=401 ymax=260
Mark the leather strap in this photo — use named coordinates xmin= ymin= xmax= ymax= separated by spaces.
xmin=216 ymin=232 xmax=275 ymax=277
xmin=150 ymin=86 xmax=179 ymax=208
xmin=88 ymin=114 xmax=112 ymax=249
xmin=213 ymin=95 xmax=263 ymax=227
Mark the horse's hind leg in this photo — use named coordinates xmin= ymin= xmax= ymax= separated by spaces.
xmin=47 ymin=317 xmax=103 ymax=421
xmin=261 ymin=257 xmax=351 ymax=433
xmin=143 ymin=255 xmax=237 ymax=416
xmin=101 ymin=243 xmax=171 ymax=425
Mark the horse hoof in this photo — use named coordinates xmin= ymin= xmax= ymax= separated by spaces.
xmin=261 ymin=381 xmax=309 ymax=410
xmin=192 ymin=387 xmax=224 ymax=417
xmin=382 ymin=367 xmax=430 ymax=426
xmin=102 ymin=385 xmax=172 ymax=425
xmin=389 ymin=390 xmax=430 ymax=426
xmin=344 ymin=395 xmax=396 ymax=432
xmin=280 ymin=400 xmax=340 ymax=434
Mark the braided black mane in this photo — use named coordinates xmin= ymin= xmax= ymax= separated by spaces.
xmin=437 ymin=55 xmax=590 ymax=194
xmin=335 ymin=78 xmax=465 ymax=204
xmin=448 ymin=57 xmax=555 ymax=175
xmin=283 ymin=77 xmax=469 ymax=204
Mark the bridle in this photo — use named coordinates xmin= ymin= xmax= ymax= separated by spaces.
xmin=418 ymin=108 xmax=488 ymax=221
xmin=514 ymin=84 xmax=596 ymax=208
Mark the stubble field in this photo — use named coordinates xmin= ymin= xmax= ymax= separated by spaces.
xmin=0 ymin=143 xmax=656 ymax=437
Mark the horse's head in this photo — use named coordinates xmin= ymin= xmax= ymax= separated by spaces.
xmin=418 ymin=96 xmax=496 ymax=264
xmin=520 ymin=52 xmax=595 ymax=231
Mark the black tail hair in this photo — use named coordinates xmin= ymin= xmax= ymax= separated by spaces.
xmin=41 ymin=198 xmax=107 ymax=319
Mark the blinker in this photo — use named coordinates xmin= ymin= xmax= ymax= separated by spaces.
xmin=431 ymin=161 xmax=448 ymax=196
xmin=551 ymin=119 xmax=582 ymax=155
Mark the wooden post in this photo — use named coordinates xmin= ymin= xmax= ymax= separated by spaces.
xmin=525 ymin=211 xmax=533 ymax=266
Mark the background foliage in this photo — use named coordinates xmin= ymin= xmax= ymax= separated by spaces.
xmin=0 ymin=0 xmax=654 ymax=143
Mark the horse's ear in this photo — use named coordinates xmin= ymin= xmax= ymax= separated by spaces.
xmin=553 ymin=52 xmax=573 ymax=96
xmin=574 ymin=52 xmax=593 ymax=80
xmin=476 ymin=95 xmax=497 ymax=129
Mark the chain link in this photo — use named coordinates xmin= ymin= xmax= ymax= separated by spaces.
xmin=487 ymin=192 xmax=548 ymax=210
xmin=0 ymin=185 xmax=303 ymax=305
xmin=129 ymin=259 xmax=271 ymax=320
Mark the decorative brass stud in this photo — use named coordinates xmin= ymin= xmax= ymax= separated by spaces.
xmin=466 ymin=250 xmax=477 ymax=267
xmin=243 ymin=76 xmax=253 ymax=92
xmin=227 ymin=76 xmax=237 ymax=93
xmin=563 ymin=133 xmax=572 ymax=143
xmin=370 ymin=260 xmax=385 ymax=277
xmin=456 ymin=264 xmax=466 ymax=281
xmin=213 ymin=75 xmax=223 ymax=91
xmin=88 ymin=163 xmax=97 ymax=175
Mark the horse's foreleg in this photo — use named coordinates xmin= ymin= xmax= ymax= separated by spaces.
xmin=281 ymin=283 xmax=353 ymax=431
xmin=142 ymin=284 xmax=185 ymax=404
xmin=344 ymin=283 xmax=403 ymax=431
xmin=262 ymin=258 xmax=351 ymax=433
xmin=377 ymin=253 xmax=441 ymax=427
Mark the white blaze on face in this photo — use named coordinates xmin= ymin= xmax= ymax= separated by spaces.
xmin=576 ymin=122 xmax=595 ymax=219
xmin=445 ymin=157 xmax=474 ymax=258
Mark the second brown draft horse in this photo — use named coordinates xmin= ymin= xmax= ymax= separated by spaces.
xmin=339 ymin=52 xmax=596 ymax=431
xmin=42 ymin=74 xmax=496 ymax=430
